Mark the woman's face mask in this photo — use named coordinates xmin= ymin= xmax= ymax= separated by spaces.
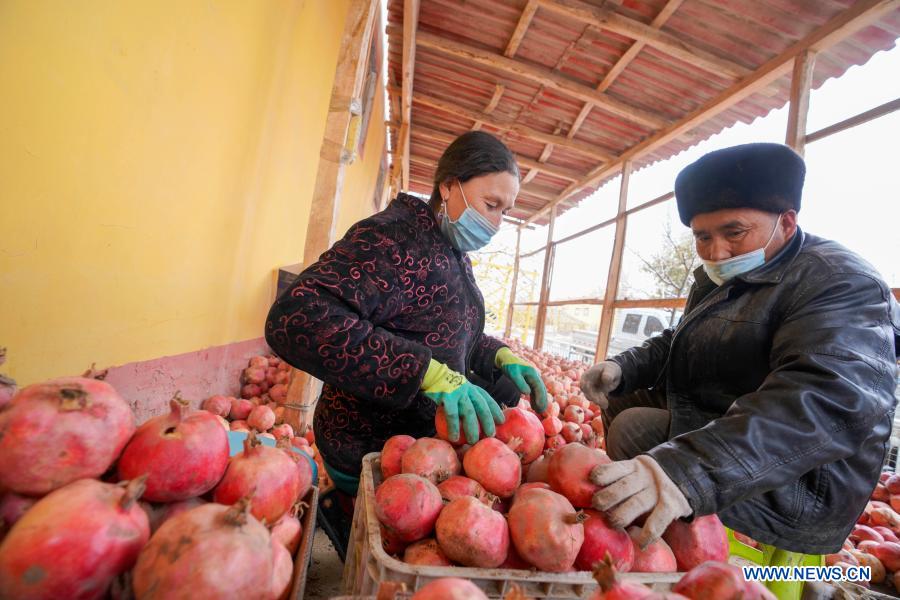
xmin=702 ymin=214 xmax=782 ymax=285
xmin=439 ymin=181 xmax=499 ymax=252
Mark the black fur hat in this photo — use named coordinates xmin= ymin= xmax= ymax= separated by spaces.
xmin=674 ymin=143 xmax=805 ymax=226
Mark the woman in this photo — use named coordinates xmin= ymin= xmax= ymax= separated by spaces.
xmin=265 ymin=132 xmax=548 ymax=513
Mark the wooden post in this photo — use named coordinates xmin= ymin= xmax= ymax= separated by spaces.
xmin=785 ymin=50 xmax=817 ymax=156
xmin=594 ymin=161 xmax=632 ymax=362
xmin=286 ymin=0 xmax=378 ymax=426
xmin=504 ymin=227 xmax=522 ymax=338
xmin=396 ymin=0 xmax=420 ymax=190
xmin=533 ymin=207 xmax=556 ymax=350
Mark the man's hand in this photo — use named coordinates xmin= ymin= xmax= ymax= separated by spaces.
xmin=590 ymin=455 xmax=691 ymax=549
xmin=580 ymin=361 xmax=623 ymax=409
xmin=421 ymin=359 xmax=505 ymax=444
xmin=495 ymin=347 xmax=548 ymax=414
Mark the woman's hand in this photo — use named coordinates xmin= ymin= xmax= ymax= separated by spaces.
xmin=495 ymin=347 xmax=548 ymax=414
xmin=421 ymin=360 xmax=505 ymax=444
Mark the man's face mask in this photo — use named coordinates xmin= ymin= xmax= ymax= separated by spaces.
xmin=702 ymin=214 xmax=782 ymax=286
xmin=439 ymin=180 xmax=499 ymax=252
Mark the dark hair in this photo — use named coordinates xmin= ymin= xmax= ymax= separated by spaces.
xmin=429 ymin=131 xmax=519 ymax=211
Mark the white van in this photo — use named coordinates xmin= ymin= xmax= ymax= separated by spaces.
xmin=606 ymin=308 xmax=679 ymax=358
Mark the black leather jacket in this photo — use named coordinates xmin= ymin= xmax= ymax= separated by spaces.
xmin=611 ymin=229 xmax=900 ymax=554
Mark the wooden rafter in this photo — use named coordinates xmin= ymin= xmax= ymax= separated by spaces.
xmin=395 ymin=0 xmax=420 ymax=191
xmin=505 ymin=0 xmax=539 ymax=58
xmin=406 ymin=28 xmax=669 ymax=130
xmin=415 ymin=92 xmax=616 ymax=162
xmin=536 ymin=0 xmax=751 ymax=79
xmin=525 ymin=0 xmax=900 ymax=225
xmin=785 ymin=50 xmax=817 ymax=156
xmin=472 ymin=84 xmax=505 ymax=131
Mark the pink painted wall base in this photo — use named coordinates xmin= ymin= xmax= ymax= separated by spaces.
xmin=103 ymin=338 xmax=271 ymax=423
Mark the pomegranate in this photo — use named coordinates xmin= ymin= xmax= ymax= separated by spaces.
xmin=662 ymin=515 xmax=729 ymax=571
xmin=547 ymin=443 xmax=611 ymax=508
xmin=118 ymin=396 xmax=229 ymax=502
xmin=230 ymin=419 xmax=250 ymax=431
xmin=628 ymin=527 xmax=678 ymax=572
xmin=411 ymin=578 xmax=489 ymax=599
xmin=248 ymin=404 xmax=276 ymax=432
xmin=435 ymin=406 xmax=481 ymax=446
xmin=435 ymin=496 xmax=509 ymax=567
xmin=213 ymin=432 xmax=302 ymax=524
xmin=271 ymin=505 xmax=303 ymax=554
xmin=437 ymin=475 xmax=493 ymax=506
xmin=230 ymin=397 xmax=254 ymax=419
xmin=202 ymin=395 xmax=231 ymax=417
xmin=403 ymin=538 xmax=452 ymax=566
xmin=292 ymin=436 xmax=310 ymax=448
xmin=546 ymin=434 xmax=567 ymax=450
xmin=885 ymin=474 xmax=900 ymax=495
xmin=243 ymin=366 xmax=267 ymax=385
xmin=152 ymin=497 xmax=207 ymax=533
xmin=0 ymin=477 xmax=149 ymax=599
xmin=380 ymin=524 xmax=409 ymax=555
xmin=269 ymin=384 xmax=288 ymax=405
xmin=513 ymin=482 xmax=552 ymax=504
xmin=849 ymin=551 xmax=886 ymax=584
xmin=587 ymin=556 xmax=654 ymax=599
xmin=850 ymin=524 xmax=884 ymax=544
xmin=673 ymin=560 xmax=776 ymax=600
xmin=733 ymin=531 xmax=760 ymax=549
xmin=401 ymin=437 xmax=460 ymax=485
xmin=495 ymin=407 xmax=545 ymax=464
xmin=133 ymin=497 xmax=273 ymax=599
xmin=526 ymin=454 xmax=551 ymax=482
xmin=276 ymin=439 xmax=314 ymax=502
xmin=543 ymin=415 xmax=563 ymax=436
xmin=869 ymin=541 xmax=900 ymax=571
xmin=508 ymin=487 xmax=585 ymax=572
xmin=872 ymin=483 xmax=890 ymax=502
xmin=576 ymin=509 xmax=635 ymax=572
xmin=562 ymin=422 xmax=584 ymax=443
xmin=564 ymin=405 xmax=586 ymax=424
xmin=826 ymin=550 xmax=858 ymax=567
xmin=463 ymin=437 xmax=523 ymax=499
xmin=375 ymin=474 xmax=443 ymax=543
xmin=0 ymin=377 xmax=135 ymax=495
xmin=873 ymin=526 xmax=900 ymax=542
xmin=271 ymin=539 xmax=293 ymax=600
xmin=272 ymin=423 xmax=294 ymax=440
xmin=381 ymin=435 xmax=416 ymax=479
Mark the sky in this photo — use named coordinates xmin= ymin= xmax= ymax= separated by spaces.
xmin=479 ymin=44 xmax=900 ymax=302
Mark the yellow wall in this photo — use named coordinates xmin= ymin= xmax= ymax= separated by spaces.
xmin=0 ymin=0 xmax=385 ymax=384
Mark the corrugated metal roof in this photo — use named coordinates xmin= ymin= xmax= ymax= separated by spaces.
xmin=386 ymin=0 xmax=900 ymax=224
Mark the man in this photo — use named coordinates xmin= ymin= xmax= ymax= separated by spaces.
xmin=581 ymin=143 xmax=900 ymax=553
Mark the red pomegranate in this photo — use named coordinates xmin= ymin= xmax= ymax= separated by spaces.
xmin=435 ymin=496 xmax=509 ymax=568
xmin=375 ymin=474 xmax=443 ymax=543
xmin=463 ymin=437 xmax=522 ymax=499
xmin=411 ymin=578 xmax=489 ymax=600
xmin=495 ymin=407 xmax=545 ymax=464
xmin=547 ymin=443 xmax=611 ymax=508
xmin=213 ymin=432 xmax=302 ymax=524
xmin=271 ymin=506 xmax=303 ymax=555
xmin=587 ymin=557 xmax=654 ymax=600
xmin=201 ymin=395 xmax=231 ymax=417
xmin=248 ymin=404 xmax=276 ymax=431
xmin=133 ymin=498 xmax=273 ymax=599
xmin=403 ymin=538 xmax=452 ymax=566
xmin=0 ymin=477 xmax=149 ymax=599
xmin=0 ymin=377 xmax=135 ymax=495
xmin=276 ymin=438 xmax=314 ymax=502
xmin=437 ymin=475 xmax=494 ymax=506
xmin=508 ymin=487 xmax=585 ymax=572
xmin=526 ymin=453 xmax=551 ymax=482
xmin=401 ymin=437 xmax=460 ymax=485
xmin=151 ymin=497 xmax=207 ymax=533
xmin=0 ymin=491 xmax=37 ymax=538
xmin=662 ymin=515 xmax=729 ymax=572
xmin=577 ymin=509 xmax=635 ymax=572
xmin=271 ymin=538 xmax=293 ymax=600
xmin=118 ymin=396 xmax=229 ymax=502
xmin=381 ymin=435 xmax=416 ymax=479
xmin=628 ymin=527 xmax=678 ymax=572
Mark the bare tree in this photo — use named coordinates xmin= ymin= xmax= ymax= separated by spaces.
xmin=632 ymin=222 xmax=699 ymax=325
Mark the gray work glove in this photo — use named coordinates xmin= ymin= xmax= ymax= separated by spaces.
xmin=579 ymin=361 xmax=623 ymax=409
xmin=591 ymin=455 xmax=692 ymax=549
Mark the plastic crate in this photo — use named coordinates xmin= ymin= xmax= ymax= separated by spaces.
xmin=341 ymin=453 xmax=682 ymax=599
xmin=288 ymin=486 xmax=319 ymax=600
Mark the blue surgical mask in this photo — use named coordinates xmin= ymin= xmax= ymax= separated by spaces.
xmin=702 ymin=215 xmax=782 ymax=286
xmin=439 ymin=181 xmax=499 ymax=252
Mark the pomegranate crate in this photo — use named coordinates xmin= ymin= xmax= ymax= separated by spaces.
xmin=289 ymin=486 xmax=319 ymax=600
xmin=341 ymin=453 xmax=681 ymax=599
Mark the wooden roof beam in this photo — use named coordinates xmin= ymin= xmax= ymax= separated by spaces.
xmin=415 ymin=92 xmax=617 ymax=162
xmin=473 ymin=83 xmax=506 ymax=131
xmin=409 ymin=154 xmax=562 ymax=201
xmin=505 ymin=0 xmax=539 ymax=58
xmin=525 ymin=0 xmax=900 ymax=225
xmin=396 ymin=0 xmax=420 ymax=191
xmin=408 ymin=28 xmax=669 ymax=130
xmin=536 ymin=0 xmax=751 ymax=80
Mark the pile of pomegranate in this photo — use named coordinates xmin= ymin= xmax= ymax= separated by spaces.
xmin=206 ymin=353 xmax=331 ymax=490
xmin=824 ymin=471 xmax=900 ymax=590
xmin=0 ymin=370 xmax=313 ymax=599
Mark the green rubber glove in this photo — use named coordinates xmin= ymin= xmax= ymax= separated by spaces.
xmin=421 ymin=359 xmax=505 ymax=444
xmin=495 ymin=347 xmax=548 ymax=414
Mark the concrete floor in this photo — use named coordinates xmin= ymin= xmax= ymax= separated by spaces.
xmin=304 ymin=529 xmax=346 ymax=600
